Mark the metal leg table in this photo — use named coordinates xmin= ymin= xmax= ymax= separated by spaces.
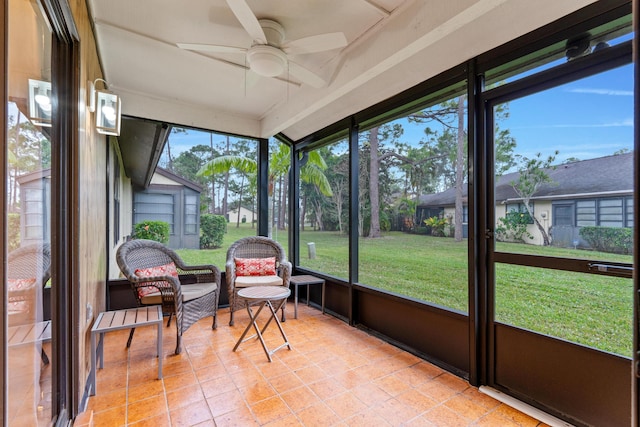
xmin=233 ymin=286 xmax=291 ymax=362
xmin=289 ymin=275 xmax=325 ymax=319
xmin=90 ymin=306 xmax=163 ymax=396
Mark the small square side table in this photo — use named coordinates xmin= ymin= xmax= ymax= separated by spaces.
xmin=290 ymin=275 xmax=325 ymax=319
xmin=90 ymin=306 xmax=163 ymax=395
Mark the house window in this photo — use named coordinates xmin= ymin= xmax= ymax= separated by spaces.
xmin=505 ymin=203 xmax=533 ymax=224
xmin=184 ymin=194 xmax=197 ymax=234
xmin=462 ymin=205 xmax=468 ymax=224
xmin=553 ymin=204 xmax=574 ymax=226
xmin=598 ymin=198 xmax=624 ymax=227
xmin=576 ymin=200 xmax=596 ymax=226
xmin=134 ymin=192 xmax=175 ymax=234
xmin=575 ymin=198 xmax=632 ymax=228
xmin=625 ymin=197 xmax=633 ymax=227
xmin=23 ymin=187 xmax=45 ymax=239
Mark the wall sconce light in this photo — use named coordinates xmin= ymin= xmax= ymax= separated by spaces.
xmin=88 ymin=78 xmax=121 ymax=136
xmin=28 ymin=79 xmax=53 ymax=127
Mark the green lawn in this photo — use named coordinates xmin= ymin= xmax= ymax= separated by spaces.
xmin=177 ymin=224 xmax=633 ymax=357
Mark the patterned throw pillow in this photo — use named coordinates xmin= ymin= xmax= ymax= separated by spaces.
xmin=235 ymin=257 xmax=277 ymax=276
xmin=134 ymin=262 xmax=179 ymax=298
xmin=8 ymin=278 xmax=37 ymax=313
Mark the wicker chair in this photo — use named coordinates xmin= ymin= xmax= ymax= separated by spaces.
xmin=8 ymin=243 xmax=52 ymax=364
xmin=116 ymin=239 xmax=221 ymax=354
xmin=226 ymin=236 xmax=291 ymax=326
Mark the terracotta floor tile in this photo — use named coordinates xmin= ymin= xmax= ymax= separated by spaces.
xmin=396 ymin=388 xmax=438 ymax=414
xmin=250 ymin=395 xmax=293 ymax=425
xmin=493 ymin=404 xmax=542 ymax=427
xmin=92 ymin=404 xmax=127 ymax=427
xmin=241 ymin=380 xmax=278 ymax=405
xmin=128 ymin=412 xmax=171 ymax=427
xmin=262 ymin=413 xmax=303 ymax=426
xmin=200 ymin=374 xmax=237 ymax=398
xmin=350 ymin=382 xmax=393 ymax=406
xmin=213 ymin=404 xmax=258 ymax=427
xmin=85 ymin=305 xmax=543 ymax=427
xmin=163 ymin=371 xmax=198 ymax=393
xmin=308 ymin=377 xmax=348 ymax=401
xmin=374 ymin=396 xmax=422 ymax=425
xmin=436 ymin=372 xmax=470 ymax=393
xmin=475 ymin=410 xmax=522 ymax=427
xmin=423 ymin=405 xmax=472 ymax=427
xmin=324 ymin=391 xmax=368 ymax=419
xmin=166 ymin=384 xmax=205 ymax=410
xmin=373 ymin=373 xmax=413 ymax=397
xmin=206 ymin=389 xmax=248 ymax=418
xmin=296 ymin=401 xmax=341 ymax=426
xmin=268 ymin=371 xmax=305 ymax=394
xmin=87 ymin=388 xmax=126 ymax=413
xmin=344 ymin=411 xmax=393 ymax=426
xmin=127 ymin=394 xmax=167 ymax=424
xmin=415 ymin=379 xmax=460 ymax=403
xmin=127 ymin=379 xmax=165 ymax=403
xmin=169 ymin=399 xmax=212 ymax=427
xmin=444 ymin=394 xmax=490 ymax=422
xmin=280 ymin=385 xmax=322 ymax=413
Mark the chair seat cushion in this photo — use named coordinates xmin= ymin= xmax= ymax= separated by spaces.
xmin=141 ymin=281 xmax=218 ymax=305
xmin=234 ymin=275 xmax=283 ymax=287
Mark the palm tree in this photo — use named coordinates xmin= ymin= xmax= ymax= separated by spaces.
xmin=197 ymin=143 xmax=332 ymax=237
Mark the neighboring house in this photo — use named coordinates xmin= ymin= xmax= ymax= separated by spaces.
xmin=227 ymin=206 xmax=255 ymax=224
xmin=133 ymin=167 xmax=202 ymax=249
xmin=417 ymin=153 xmax=633 ymax=247
xmin=16 ymin=169 xmax=51 ymax=245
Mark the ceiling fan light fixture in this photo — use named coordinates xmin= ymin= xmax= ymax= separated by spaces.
xmin=247 ymin=45 xmax=287 ymax=77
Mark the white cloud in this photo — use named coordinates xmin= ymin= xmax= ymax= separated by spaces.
xmin=567 ymin=88 xmax=633 ymax=96
xmin=511 ymin=118 xmax=633 ymax=129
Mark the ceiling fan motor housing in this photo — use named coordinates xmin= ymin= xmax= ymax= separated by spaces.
xmin=247 ymin=45 xmax=287 ymax=77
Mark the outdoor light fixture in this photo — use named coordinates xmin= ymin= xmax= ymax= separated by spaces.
xmin=88 ymin=78 xmax=121 ymax=136
xmin=28 ymin=79 xmax=53 ymax=127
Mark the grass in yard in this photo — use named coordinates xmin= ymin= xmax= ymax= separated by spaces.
xmin=178 ymin=224 xmax=633 ymax=357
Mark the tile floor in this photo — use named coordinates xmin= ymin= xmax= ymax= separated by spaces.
xmin=82 ymin=304 xmax=548 ymax=426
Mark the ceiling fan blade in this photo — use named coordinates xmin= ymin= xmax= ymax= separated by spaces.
xmin=282 ymin=32 xmax=347 ymax=55
xmin=176 ymin=43 xmax=247 ymax=54
xmin=287 ymin=61 xmax=327 ymax=88
xmin=225 ymin=0 xmax=267 ymax=44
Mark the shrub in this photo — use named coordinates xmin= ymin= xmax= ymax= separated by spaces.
xmin=579 ymin=226 xmax=633 ymax=254
xmin=133 ymin=220 xmax=170 ymax=244
xmin=424 ymin=216 xmax=448 ymax=237
xmin=200 ymin=214 xmax=226 ymax=249
xmin=495 ymin=211 xmax=533 ymax=243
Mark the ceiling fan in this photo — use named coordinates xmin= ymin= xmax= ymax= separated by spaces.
xmin=177 ymin=0 xmax=347 ymax=88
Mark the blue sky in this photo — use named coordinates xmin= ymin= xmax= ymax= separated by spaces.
xmin=503 ymin=63 xmax=633 ymax=164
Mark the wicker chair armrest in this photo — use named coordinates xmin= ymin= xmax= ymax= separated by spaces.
xmin=128 ymin=274 xmax=181 ymax=289
xmin=278 ymin=260 xmax=292 ymax=286
xmin=178 ymin=264 xmax=221 ymax=285
xmin=225 ymin=261 xmax=237 ymax=294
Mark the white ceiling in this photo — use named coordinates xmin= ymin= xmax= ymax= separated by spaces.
xmin=87 ymin=0 xmax=596 ymax=141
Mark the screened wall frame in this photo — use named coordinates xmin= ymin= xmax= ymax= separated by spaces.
xmin=282 ymin=2 xmax=635 ymax=424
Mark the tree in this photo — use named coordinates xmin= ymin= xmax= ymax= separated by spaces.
xmin=197 ymin=143 xmax=332 ymax=237
xmin=509 ymin=151 xmax=558 ymax=246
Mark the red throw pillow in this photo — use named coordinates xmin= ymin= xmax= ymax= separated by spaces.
xmin=134 ymin=262 xmax=179 ymax=298
xmin=235 ymin=257 xmax=277 ymax=276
